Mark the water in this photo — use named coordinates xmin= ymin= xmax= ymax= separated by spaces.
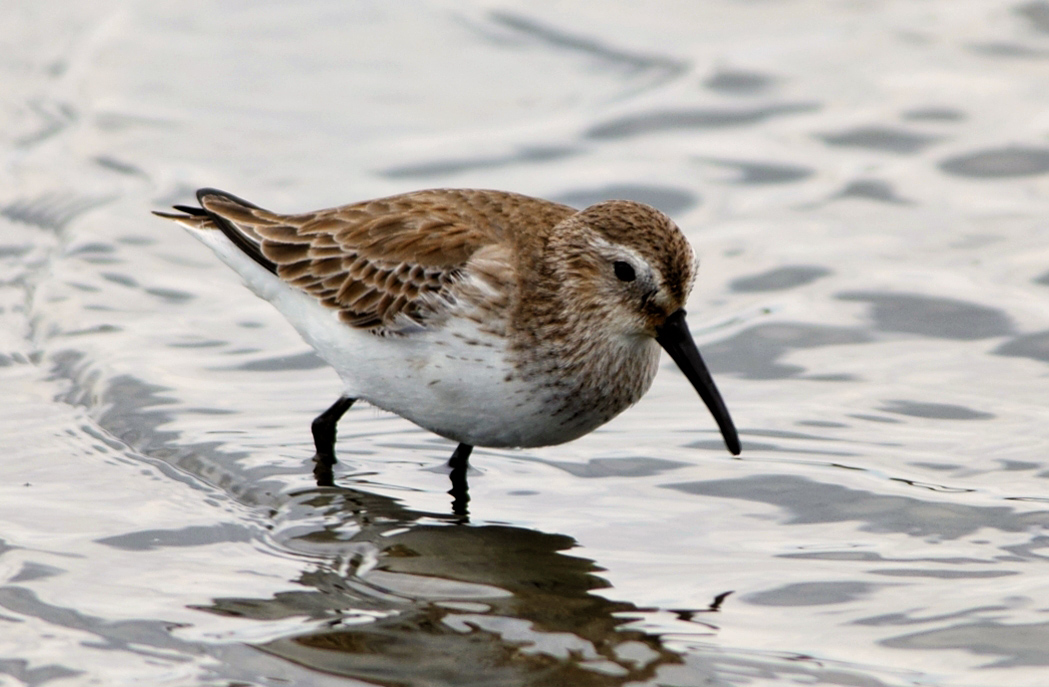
xmin=3 ymin=1 xmax=1049 ymax=685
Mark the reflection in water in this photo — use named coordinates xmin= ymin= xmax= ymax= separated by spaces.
xmin=1018 ymin=1 xmax=1049 ymax=35
xmin=879 ymin=618 xmax=1049 ymax=667
xmin=668 ymin=474 xmax=1049 ymax=540
xmin=696 ymin=158 xmax=814 ymax=185
xmin=703 ymin=323 xmax=871 ymax=380
xmin=878 ymin=400 xmax=994 ymax=421
xmin=817 ymin=126 xmax=940 ymax=154
xmin=379 ymin=145 xmax=580 ymax=179
xmin=585 ymin=103 xmax=819 ymax=140
xmin=729 ymin=266 xmax=831 ymax=293
xmin=993 ymin=329 xmax=1049 ymax=363
xmin=837 ymin=291 xmax=1014 ymax=340
xmin=938 ymin=146 xmax=1049 ymax=178
xmin=552 ymin=184 xmax=697 ymax=216
xmin=202 ymin=486 xmax=719 ymax=686
xmin=702 ymin=68 xmax=777 ymax=95
xmin=832 ymin=179 xmax=912 ymax=205
xmin=486 ymin=10 xmax=687 ymax=78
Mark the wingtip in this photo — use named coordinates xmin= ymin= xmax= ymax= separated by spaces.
xmin=196 ymin=187 xmax=263 ymax=210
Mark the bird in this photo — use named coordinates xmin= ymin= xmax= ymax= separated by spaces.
xmin=155 ymin=188 xmax=741 ymax=480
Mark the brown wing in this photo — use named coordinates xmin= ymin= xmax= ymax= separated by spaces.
xmin=192 ymin=188 xmax=575 ymax=331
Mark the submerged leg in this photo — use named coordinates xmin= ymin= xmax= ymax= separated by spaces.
xmin=311 ymin=396 xmax=355 ymax=487
xmin=447 ymin=443 xmax=473 ymax=517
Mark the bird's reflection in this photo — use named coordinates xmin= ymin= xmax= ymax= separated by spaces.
xmin=201 ymin=482 xmax=729 ymax=686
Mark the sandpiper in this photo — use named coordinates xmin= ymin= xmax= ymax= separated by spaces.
xmin=156 ymin=188 xmax=740 ymax=475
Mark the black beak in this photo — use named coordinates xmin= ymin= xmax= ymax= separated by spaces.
xmin=655 ymin=309 xmax=741 ymax=455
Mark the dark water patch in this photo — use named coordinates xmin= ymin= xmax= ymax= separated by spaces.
xmin=101 ymin=272 xmax=138 ymax=288
xmin=1034 ymin=270 xmax=1049 ymax=286
xmin=796 ymin=420 xmax=848 ymax=428
xmin=969 ymin=41 xmax=1049 ymax=58
xmin=817 ymin=126 xmax=940 ymax=154
xmin=9 ymin=562 xmax=64 ymax=583
xmin=901 ymin=107 xmax=966 ymax=122
xmin=697 ymin=158 xmax=814 ymax=184
xmin=939 ymin=146 xmax=1049 ymax=178
xmin=0 ymin=586 xmax=196 ymax=663
xmin=803 ymin=373 xmax=857 ymax=381
xmin=94 ymin=155 xmax=146 ymax=177
xmin=167 ymin=339 xmax=226 ymax=349
xmin=744 ymin=581 xmax=876 ymax=606
xmin=665 ymin=474 xmax=1049 ymax=540
xmin=66 ymin=242 xmax=115 ymax=256
xmin=230 ymin=351 xmax=327 ymax=372
xmin=703 ymin=68 xmax=777 ymax=95
xmin=999 ymin=534 xmax=1049 ymax=559
xmin=0 ymin=244 xmax=32 ymax=259
xmin=858 ymin=605 xmax=1010 ymax=628
xmin=730 ymin=266 xmax=831 ymax=292
xmin=552 ymin=184 xmax=697 ymax=215
xmin=994 ymin=329 xmax=1049 ymax=362
xmin=781 ymin=551 xmax=992 ymax=565
xmin=145 ymin=286 xmax=194 ymax=302
xmin=833 ymin=179 xmax=912 ymax=204
xmin=1 ymin=192 xmax=112 ymax=232
xmin=881 ymin=619 xmax=1049 ymax=667
xmin=849 ymin=413 xmax=904 ymax=424
xmin=741 ymin=428 xmax=848 ymax=443
xmin=380 ymin=145 xmax=579 ymax=179
xmin=183 ymin=407 xmax=238 ymax=416
xmin=837 ymin=291 xmax=1015 ymax=340
xmin=0 ymin=658 xmax=81 ymax=687
xmin=487 ymin=10 xmax=687 ymax=76
xmin=96 ymin=523 xmax=254 ymax=551
xmin=703 ymin=322 xmax=872 ymax=380
xmin=1017 ymin=1 xmax=1049 ymax=33
xmin=116 ymin=235 xmax=155 ymax=246
xmin=685 ymin=437 xmax=776 ymax=452
xmin=869 ymin=569 xmax=1017 ymax=579
xmin=998 ymin=460 xmax=1041 ymax=471
xmin=586 ymin=102 xmax=819 ymax=140
xmin=879 ymin=400 xmax=994 ymax=421
xmin=909 ymin=461 xmax=962 ymax=471
xmin=539 ymin=456 xmax=689 ymax=478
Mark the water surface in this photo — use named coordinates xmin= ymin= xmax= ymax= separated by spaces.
xmin=3 ymin=1 xmax=1049 ymax=685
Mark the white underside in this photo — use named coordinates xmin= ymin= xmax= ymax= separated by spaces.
xmin=185 ymin=227 xmax=584 ymax=448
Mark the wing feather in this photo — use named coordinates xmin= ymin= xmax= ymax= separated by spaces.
xmin=169 ymin=188 xmax=575 ymax=333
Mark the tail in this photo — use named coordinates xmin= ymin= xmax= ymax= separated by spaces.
xmin=153 ymin=188 xmax=277 ymax=275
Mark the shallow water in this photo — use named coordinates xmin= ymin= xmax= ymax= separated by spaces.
xmin=3 ymin=1 xmax=1049 ymax=685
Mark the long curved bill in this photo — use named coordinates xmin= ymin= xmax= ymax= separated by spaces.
xmin=655 ymin=309 xmax=741 ymax=455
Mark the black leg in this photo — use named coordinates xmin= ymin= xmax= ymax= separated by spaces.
xmin=448 ymin=442 xmax=472 ymax=468
xmin=448 ymin=443 xmax=472 ymax=517
xmin=312 ymin=396 xmax=355 ymax=487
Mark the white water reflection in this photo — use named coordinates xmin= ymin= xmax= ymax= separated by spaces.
xmin=3 ymin=1 xmax=1049 ymax=685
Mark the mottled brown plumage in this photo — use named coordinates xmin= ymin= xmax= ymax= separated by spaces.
xmin=175 ymin=189 xmax=575 ymax=331
xmin=155 ymin=187 xmax=740 ymax=466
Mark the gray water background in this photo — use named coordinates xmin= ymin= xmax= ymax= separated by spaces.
xmin=3 ymin=1 xmax=1049 ymax=685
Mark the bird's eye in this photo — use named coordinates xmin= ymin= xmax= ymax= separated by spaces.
xmin=613 ymin=261 xmax=636 ymax=282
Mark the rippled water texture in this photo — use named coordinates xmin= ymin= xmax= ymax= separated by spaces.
xmin=3 ymin=1 xmax=1049 ymax=685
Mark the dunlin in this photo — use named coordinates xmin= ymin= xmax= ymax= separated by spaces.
xmin=156 ymin=188 xmax=740 ymax=476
